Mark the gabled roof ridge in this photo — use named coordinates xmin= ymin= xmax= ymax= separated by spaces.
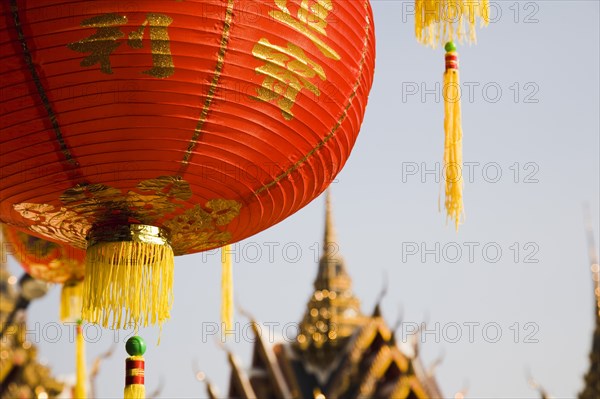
xmin=248 ymin=320 xmax=293 ymax=399
xmin=227 ymin=351 xmax=257 ymax=399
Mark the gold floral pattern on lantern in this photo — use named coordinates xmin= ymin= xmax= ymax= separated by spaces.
xmin=13 ymin=176 xmax=241 ymax=255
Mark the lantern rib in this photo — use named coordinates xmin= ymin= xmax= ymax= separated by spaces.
xmin=179 ymin=0 xmax=236 ymax=172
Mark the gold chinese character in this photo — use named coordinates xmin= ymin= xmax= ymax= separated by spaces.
xmin=270 ymin=0 xmax=340 ymax=60
xmin=69 ymin=13 xmax=174 ymax=78
xmin=67 ymin=14 xmax=128 ymax=75
xmin=253 ymin=38 xmax=326 ymax=120
xmin=128 ymin=13 xmax=175 ymax=79
xmin=299 ymin=0 xmax=334 ymax=34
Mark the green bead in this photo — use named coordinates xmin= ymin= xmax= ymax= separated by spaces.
xmin=126 ymin=336 xmax=146 ymax=356
xmin=445 ymin=42 xmax=457 ymax=52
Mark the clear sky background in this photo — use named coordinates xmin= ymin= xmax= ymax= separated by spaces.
xmin=4 ymin=1 xmax=600 ymax=398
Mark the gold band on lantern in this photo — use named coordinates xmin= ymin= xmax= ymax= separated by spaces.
xmin=87 ymin=224 xmax=170 ymax=247
xmin=180 ymin=0 xmax=236 ymax=170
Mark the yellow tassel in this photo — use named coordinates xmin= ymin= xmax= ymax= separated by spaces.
xmin=443 ymin=42 xmax=464 ymax=230
xmin=60 ymin=280 xmax=83 ymax=323
xmin=124 ymin=383 xmax=145 ymax=399
xmin=415 ymin=0 xmax=489 ymax=48
xmin=74 ymin=321 xmax=87 ymax=398
xmin=414 ymin=1 xmax=488 ymax=229
xmin=82 ymin=225 xmax=174 ymax=330
xmin=221 ymin=245 xmax=233 ymax=337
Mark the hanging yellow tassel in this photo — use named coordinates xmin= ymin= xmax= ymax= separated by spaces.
xmin=443 ymin=42 xmax=464 ymax=230
xmin=125 ymin=383 xmax=145 ymax=399
xmin=62 ymin=282 xmax=86 ymax=398
xmin=415 ymin=0 xmax=490 ymax=47
xmin=124 ymin=383 xmax=145 ymax=399
xmin=414 ymin=1 xmax=488 ymax=230
xmin=124 ymin=336 xmax=146 ymax=399
xmin=82 ymin=224 xmax=174 ymax=330
xmin=221 ymin=245 xmax=233 ymax=337
xmin=60 ymin=280 xmax=83 ymax=323
xmin=74 ymin=320 xmax=87 ymax=398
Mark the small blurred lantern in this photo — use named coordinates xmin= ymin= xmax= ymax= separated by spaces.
xmin=2 ymin=225 xmax=88 ymax=397
xmin=2 ymin=225 xmax=85 ymax=322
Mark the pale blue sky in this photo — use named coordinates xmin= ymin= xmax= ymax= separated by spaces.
xmin=5 ymin=1 xmax=600 ymax=398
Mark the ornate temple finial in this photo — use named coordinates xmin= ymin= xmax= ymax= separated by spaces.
xmin=193 ymin=366 xmax=218 ymax=399
xmin=427 ymin=350 xmax=445 ymax=378
xmin=372 ymin=271 xmax=389 ymax=317
xmin=453 ymin=381 xmax=470 ymax=399
xmin=527 ymin=370 xmax=550 ymax=399
xmin=580 ymin=204 xmax=600 ymax=399
xmin=389 ymin=305 xmax=404 ymax=346
xmin=295 ymin=190 xmax=365 ymax=365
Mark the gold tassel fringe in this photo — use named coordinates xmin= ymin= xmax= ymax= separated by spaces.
xmin=60 ymin=280 xmax=83 ymax=323
xmin=124 ymin=383 xmax=145 ymax=399
xmin=415 ymin=0 xmax=490 ymax=47
xmin=82 ymin=240 xmax=174 ymax=329
xmin=74 ymin=322 xmax=87 ymax=398
xmin=221 ymin=245 xmax=233 ymax=337
xmin=443 ymin=44 xmax=464 ymax=230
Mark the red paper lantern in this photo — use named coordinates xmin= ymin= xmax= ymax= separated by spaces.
xmin=2 ymin=224 xmax=86 ymax=322
xmin=0 ymin=0 xmax=376 ymax=329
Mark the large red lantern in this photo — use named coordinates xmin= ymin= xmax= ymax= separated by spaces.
xmin=0 ymin=0 xmax=376 ymax=329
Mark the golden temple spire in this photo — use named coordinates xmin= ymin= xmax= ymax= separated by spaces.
xmin=296 ymin=190 xmax=365 ymax=365
xmin=313 ymin=190 xmax=352 ymax=293
xmin=580 ymin=204 xmax=599 ymax=399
